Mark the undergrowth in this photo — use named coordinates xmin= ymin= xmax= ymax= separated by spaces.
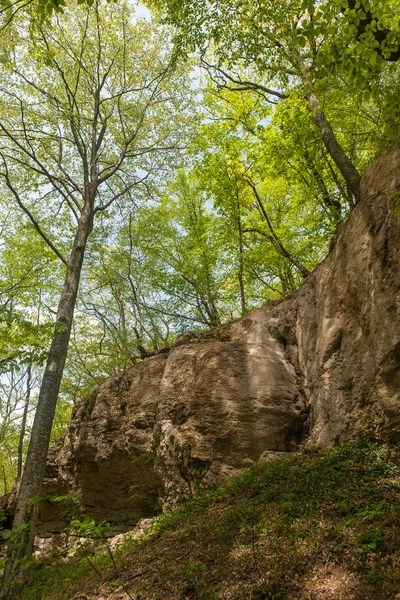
xmin=18 ymin=445 xmax=400 ymax=599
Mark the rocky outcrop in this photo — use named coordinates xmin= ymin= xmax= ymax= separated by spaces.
xmin=298 ymin=151 xmax=400 ymax=445
xmin=7 ymin=152 xmax=400 ymax=539
xmin=38 ymin=312 xmax=308 ymax=536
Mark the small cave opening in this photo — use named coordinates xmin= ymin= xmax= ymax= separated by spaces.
xmin=38 ymin=448 xmax=164 ymax=537
xmin=74 ymin=448 xmax=164 ymax=534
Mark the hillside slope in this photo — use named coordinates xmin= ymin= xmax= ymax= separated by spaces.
xmin=20 ymin=446 xmax=400 ymax=600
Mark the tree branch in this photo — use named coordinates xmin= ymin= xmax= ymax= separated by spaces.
xmin=0 ymin=157 xmax=67 ymax=265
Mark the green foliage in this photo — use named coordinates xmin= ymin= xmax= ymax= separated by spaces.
xmin=251 ymin=581 xmax=287 ymax=600
xmin=151 ymin=0 xmax=399 ymax=89
xmin=132 ymin=452 xmax=159 ymax=466
xmin=150 ymin=0 xmax=400 ymax=157
xmin=69 ymin=517 xmax=110 ymax=539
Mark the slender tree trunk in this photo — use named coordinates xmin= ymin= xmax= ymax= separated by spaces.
xmin=279 ymin=270 xmax=291 ymax=296
xmin=238 ymin=266 xmax=246 ymax=316
xmin=307 ymin=93 xmax=361 ymax=202
xmin=237 ymin=216 xmax=246 ymax=316
xmin=246 ymin=180 xmax=310 ymax=279
xmin=303 ymin=150 xmax=342 ymax=223
xmin=203 ymin=296 xmax=221 ymax=327
xmin=17 ymin=362 xmax=32 ymax=479
xmin=1 ymin=465 xmax=7 ymax=495
xmin=1 ymin=206 xmax=93 ymax=598
xmin=117 ymin=289 xmax=129 ymax=366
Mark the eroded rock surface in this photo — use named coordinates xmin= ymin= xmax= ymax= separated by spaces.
xmin=298 ymin=152 xmax=400 ymax=445
xmin=37 ymin=308 xmax=308 ymax=535
xmin=14 ymin=152 xmax=400 ymax=537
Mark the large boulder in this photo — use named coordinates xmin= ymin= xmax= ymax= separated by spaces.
xmin=26 ymin=151 xmax=400 ymax=536
xmin=41 ymin=305 xmax=308 ymax=535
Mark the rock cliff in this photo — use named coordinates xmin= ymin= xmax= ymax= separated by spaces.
xmin=18 ymin=152 xmax=400 ymax=539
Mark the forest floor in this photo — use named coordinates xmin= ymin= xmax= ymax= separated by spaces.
xmin=13 ymin=445 xmax=400 ymax=600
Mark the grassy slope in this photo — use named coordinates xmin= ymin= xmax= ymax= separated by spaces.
xmin=20 ymin=446 xmax=400 ymax=600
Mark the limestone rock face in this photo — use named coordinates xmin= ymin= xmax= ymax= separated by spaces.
xmin=298 ymin=152 xmax=400 ymax=445
xmin=33 ymin=152 xmax=400 ymax=534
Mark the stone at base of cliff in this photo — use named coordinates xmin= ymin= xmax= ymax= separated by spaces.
xmin=31 ymin=517 xmax=158 ymax=561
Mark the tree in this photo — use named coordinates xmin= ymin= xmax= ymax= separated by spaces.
xmin=190 ymin=86 xmax=327 ymax=295
xmin=0 ymin=214 xmax=59 ymax=496
xmin=149 ymin=0 xmax=400 ymax=202
xmin=122 ymin=85 xmax=330 ymax=320
xmin=0 ymin=1 xmax=191 ymax=593
xmin=131 ymin=174 xmax=225 ymax=328
xmin=312 ymin=0 xmax=400 ymax=66
xmin=0 ymin=305 xmax=47 ymax=493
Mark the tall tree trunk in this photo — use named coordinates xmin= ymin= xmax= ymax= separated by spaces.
xmin=280 ymin=264 xmax=296 ymax=295
xmin=238 ymin=265 xmax=246 ymax=316
xmin=204 ymin=297 xmax=221 ymax=328
xmin=307 ymin=93 xmax=361 ymax=203
xmin=17 ymin=362 xmax=32 ymax=479
xmin=1 ymin=206 xmax=93 ymax=599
